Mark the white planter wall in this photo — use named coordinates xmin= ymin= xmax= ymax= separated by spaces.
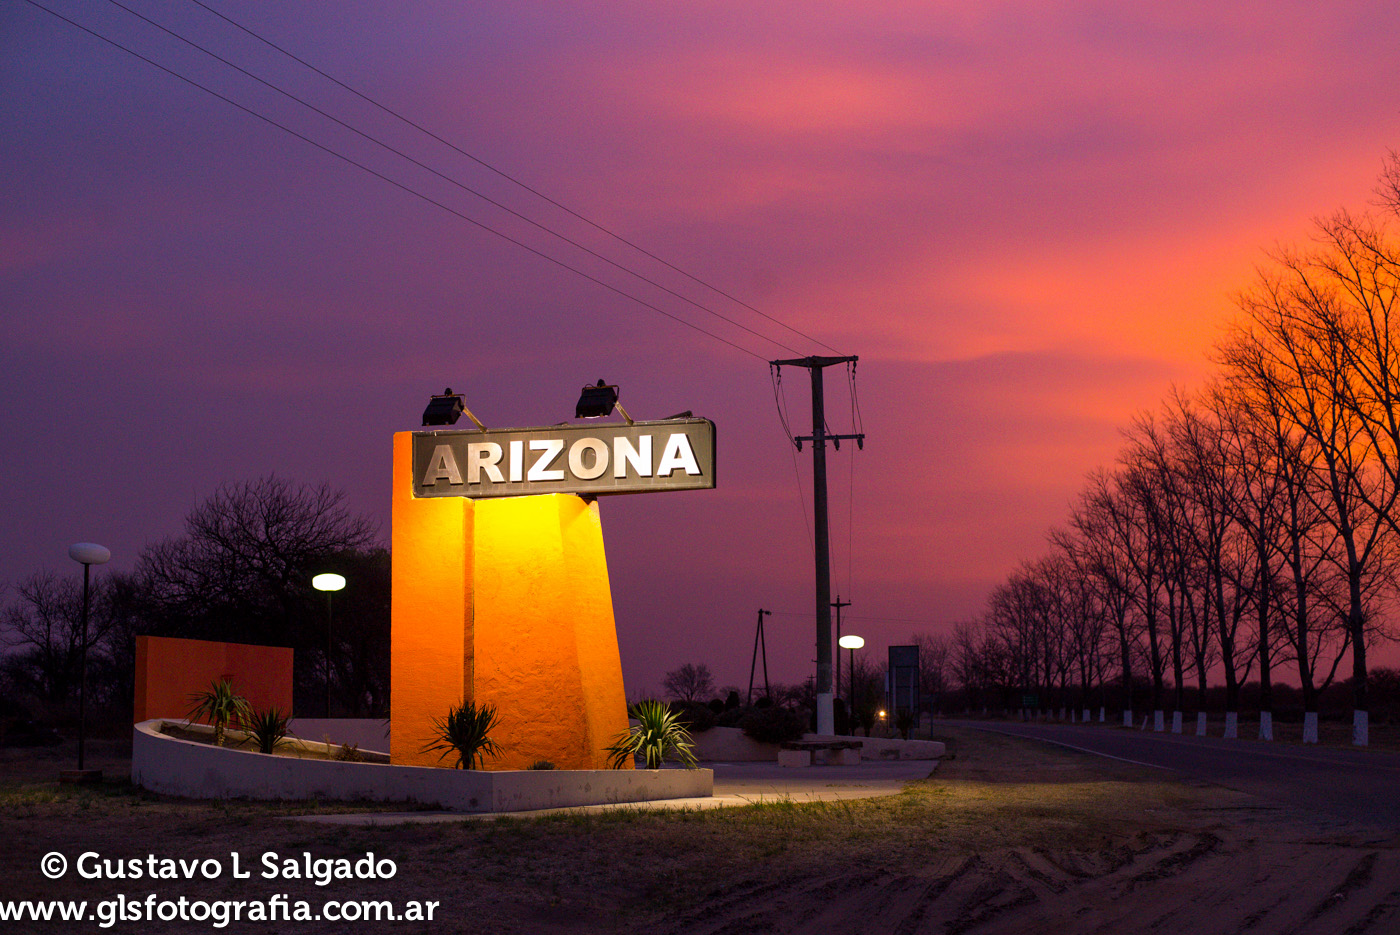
xmin=132 ymin=720 xmax=711 ymax=813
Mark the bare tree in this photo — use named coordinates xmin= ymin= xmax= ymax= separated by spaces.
xmin=1224 ymin=250 xmax=1400 ymax=743
xmin=662 ymin=663 xmax=715 ymax=702
xmin=910 ymin=631 xmax=950 ymax=713
xmin=135 ymin=476 xmax=378 ymax=708
xmin=1066 ymin=476 xmax=1140 ymax=726
xmin=2 ymin=572 xmax=115 ymax=706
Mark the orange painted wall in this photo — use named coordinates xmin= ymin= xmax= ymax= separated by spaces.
xmin=133 ymin=635 xmax=292 ymax=723
xmin=389 ymin=431 xmax=631 ymax=770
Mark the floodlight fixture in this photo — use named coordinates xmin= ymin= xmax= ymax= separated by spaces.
xmin=838 ymin=635 xmax=865 ymax=650
xmin=312 ymin=573 xmax=346 ymax=592
xmin=422 ymin=388 xmax=487 ymax=431
xmin=575 ymin=379 xmax=633 ymax=424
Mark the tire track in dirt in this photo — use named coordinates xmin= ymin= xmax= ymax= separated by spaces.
xmin=1296 ymin=851 xmax=1378 ymax=932
xmin=1124 ymin=831 xmax=1222 ymax=891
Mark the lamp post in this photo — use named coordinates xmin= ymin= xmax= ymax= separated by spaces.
xmin=838 ymin=634 xmax=864 ymax=735
xmin=66 ymin=542 xmax=110 ymax=782
xmin=312 ymin=573 xmax=346 ymax=718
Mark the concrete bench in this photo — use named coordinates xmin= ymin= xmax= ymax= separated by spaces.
xmin=778 ymin=740 xmax=864 ymax=767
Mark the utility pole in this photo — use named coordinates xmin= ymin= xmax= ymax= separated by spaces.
xmin=747 ymin=608 xmax=772 ymax=705
xmin=832 ymin=594 xmax=851 ymax=720
xmin=771 ymin=355 xmax=863 ymax=735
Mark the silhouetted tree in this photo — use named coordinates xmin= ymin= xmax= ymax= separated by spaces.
xmin=662 ymin=663 xmax=715 ymax=702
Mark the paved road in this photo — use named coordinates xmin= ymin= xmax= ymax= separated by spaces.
xmin=952 ymin=719 xmax=1400 ymax=831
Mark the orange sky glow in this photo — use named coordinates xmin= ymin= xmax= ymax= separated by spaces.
xmin=4 ymin=1 xmax=1400 ymax=691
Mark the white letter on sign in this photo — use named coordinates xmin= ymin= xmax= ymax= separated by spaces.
xmin=527 ymin=439 xmax=566 ymax=481
xmin=466 ymin=442 xmax=505 ymax=484
xmin=613 ymin=435 xmax=652 ymax=478
xmin=656 ymin=433 xmax=701 ymax=476
xmin=568 ymin=438 xmax=609 ymax=480
xmin=423 ymin=445 xmax=463 ymax=485
xmin=508 ymin=440 xmax=524 ymax=482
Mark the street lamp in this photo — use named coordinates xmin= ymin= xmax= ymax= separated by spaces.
xmin=838 ymin=633 xmax=864 ymax=734
xmin=66 ymin=542 xmax=110 ymax=782
xmin=312 ymin=573 xmax=346 ymax=718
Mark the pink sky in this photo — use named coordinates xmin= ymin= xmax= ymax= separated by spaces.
xmin=3 ymin=1 xmax=1399 ymax=694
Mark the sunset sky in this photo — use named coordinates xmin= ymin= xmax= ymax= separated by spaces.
xmin=4 ymin=1 xmax=1400 ymax=695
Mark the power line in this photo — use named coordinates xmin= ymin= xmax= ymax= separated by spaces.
xmin=99 ymin=0 xmax=807 ymax=357
xmin=770 ymin=364 xmax=814 ymax=553
xmin=23 ymin=0 xmax=770 ymax=360
xmin=184 ymin=0 xmax=844 ymax=357
xmin=769 ymin=611 xmax=957 ymax=628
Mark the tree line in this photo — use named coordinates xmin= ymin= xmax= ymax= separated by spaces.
xmin=1 ymin=476 xmax=389 ymax=727
xmin=955 ymin=154 xmax=1400 ymax=744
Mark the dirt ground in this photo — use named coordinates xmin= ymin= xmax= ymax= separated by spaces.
xmin=2 ymin=727 xmax=1397 ymax=934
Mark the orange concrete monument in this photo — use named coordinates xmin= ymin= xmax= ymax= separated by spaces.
xmin=389 ymin=432 xmax=632 ymax=770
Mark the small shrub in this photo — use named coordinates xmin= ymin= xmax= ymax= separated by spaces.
xmin=895 ymin=710 xmax=916 ymax=740
xmin=606 ymin=700 xmax=697 ymax=769
xmin=529 ymin=760 xmax=556 ymax=770
xmin=707 ymin=698 xmax=724 ymax=715
xmin=244 ymin=707 xmax=293 ymax=754
xmin=334 ymin=742 xmax=365 ymax=762
xmin=422 ymin=700 xmax=502 ymax=769
xmin=185 ymin=679 xmax=250 ymax=747
xmin=739 ymin=705 xmax=806 ymax=745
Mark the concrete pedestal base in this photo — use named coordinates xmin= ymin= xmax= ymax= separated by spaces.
xmin=778 ymin=749 xmax=811 ymax=768
xmin=58 ymin=769 xmax=103 ymax=784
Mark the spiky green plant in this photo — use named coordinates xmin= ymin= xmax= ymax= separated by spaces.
xmin=244 ymin=706 xmax=294 ymax=754
xmin=606 ymin=700 xmax=698 ymax=770
xmin=422 ymin=700 xmax=502 ymax=769
xmin=185 ymin=679 xmax=250 ymax=747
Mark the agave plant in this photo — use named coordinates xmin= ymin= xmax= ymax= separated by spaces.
xmin=244 ymin=706 xmax=294 ymax=754
xmin=606 ymin=700 xmax=698 ymax=770
xmin=422 ymin=700 xmax=502 ymax=769
xmin=186 ymin=679 xmax=251 ymax=747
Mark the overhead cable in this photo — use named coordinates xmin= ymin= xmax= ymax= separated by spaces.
xmin=23 ymin=0 xmax=769 ymax=360
xmin=101 ymin=0 xmax=805 ymax=356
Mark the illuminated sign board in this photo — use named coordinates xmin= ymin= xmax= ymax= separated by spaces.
xmin=412 ymin=419 xmax=716 ymax=499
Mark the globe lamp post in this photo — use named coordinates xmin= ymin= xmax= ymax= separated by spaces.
xmin=312 ymin=573 xmax=346 ymax=717
xmin=838 ymin=634 xmax=864 ymax=733
xmin=67 ymin=542 xmax=110 ymax=781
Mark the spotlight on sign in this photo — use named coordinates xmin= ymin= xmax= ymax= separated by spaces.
xmin=575 ymin=380 xmax=633 ymax=424
xmin=422 ymin=389 xmax=465 ymax=426
xmin=422 ymin=388 xmax=487 ymax=431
